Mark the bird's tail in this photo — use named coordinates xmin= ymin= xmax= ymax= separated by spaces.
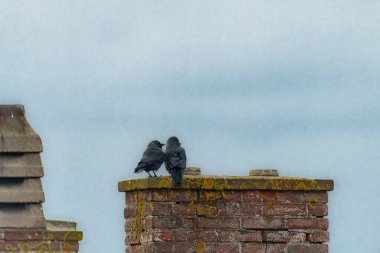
xmin=171 ymin=168 xmax=184 ymax=186
xmin=134 ymin=164 xmax=144 ymax=173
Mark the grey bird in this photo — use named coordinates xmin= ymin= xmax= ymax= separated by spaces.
xmin=164 ymin=136 xmax=186 ymax=186
xmin=134 ymin=140 xmax=165 ymax=177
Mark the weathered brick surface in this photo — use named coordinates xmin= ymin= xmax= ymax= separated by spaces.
xmin=287 ymin=243 xmax=328 ymax=253
xmin=0 ymin=228 xmax=81 ymax=252
xmin=145 ymin=216 xmax=194 ymax=229
xmin=219 ymin=230 xmax=262 ymax=242
xmin=215 ymin=243 xmax=239 ymax=253
xmin=241 ymin=203 xmax=263 ymax=216
xmin=242 ymin=243 xmax=287 ymax=253
xmin=0 ymin=234 xmax=79 ymax=253
xmin=121 ymin=177 xmax=332 ymax=253
xmin=308 ymin=230 xmax=329 ymax=243
xmin=243 ymin=217 xmax=286 ymax=229
xmin=145 ymin=202 xmax=173 ymax=216
xmin=4 ymin=231 xmax=44 ymax=241
xmin=175 ymin=229 xmax=218 ymax=241
xmin=152 ymin=190 xmax=196 ymax=202
xmin=263 ymin=231 xmax=306 ymax=242
xmin=288 ymin=218 xmax=329 ymax=229
xmin=264 ymin=204 xmax=307 ymax=216
xmin=196 ymin=217 xmax=240 ymax=229
xmin=308 ymin=204 xmax=328 ymax=217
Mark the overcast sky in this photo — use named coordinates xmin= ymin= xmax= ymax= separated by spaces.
xmin=1 ymin=1 xmax=380 ymax=252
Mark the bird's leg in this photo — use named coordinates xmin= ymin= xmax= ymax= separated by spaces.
xmin=147 ymin=171 xmax=153 ymax=177
xmin=153 ymin=170 xmax=158 ymax=177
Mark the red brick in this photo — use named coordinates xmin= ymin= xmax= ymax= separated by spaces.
xmin=124 ymin=205 xmax=138 ymax=218
xmin=242 ymin=217 xmax=286 ymax=229
xmin=243 ymin=243 xmax=286 ymax=253
xmin=264 ymin=204 xmax=307 ymax=216
xmin=139 ymin=191 xmax=153 ymax=201
xmin=193 ymin=241 xmax=215 ymax=253
xmin=222 ymin=191 xmax=242 ymax=202
xmin=241 ymin=203 xmax=263 ymax=216
xmin=262 ymin=191 xmax=328 ymax=205
xmin=146 ymin=202 xmax=173 ymax=216
xmin=146 ymin=216 xmax=194 ymax=229
xmin=125 ymin=191 xmax=152 ymax=204
xmin=159 ymin=241 xmax=215 ymax=253
xmin=125 ymin=233 xmax=140 ymax=245
xmin=175 ymin=229 xmax=218 ymax=241
xmin=263 ymin=231 xmax=306 ymax=243
xmin=125 ymin=192 xmax=136 ymax=203
xmin=4 ymin=231 xmax=44 ymax=241
xmin=219 ymin=230 xmax=262 ymax=242
xmin=125 ymin=218 xmax=135 ymax=232
xmin=287 ymin=244 xmax=328 ymax=253
xmin=126 ymin=245 xmax=143 ymax=253
xmin=50 ymin=241 xmax=62 ymax=250
xmin=60 ymin=241 xmax=80 ymax=251
xmin=308 ymin=204 xmax=328 ymax=217
xmin=174 ymin=202 xmax=197 ymax=215
xmin=243 ymin=191 xmax=264 ymax=203
xmin=172 ymin=242 xmax=192 ymax=252
xmin=197 ymin=217 xmax=240 ymax=229
xmin=152 ymin=229 xmax=173 ymax=241
xmin=308 ymin=230 xmax=329 ymax=242
xmin=196 ymin=202 xmax=241 ymax=217
xmin=199 ymin=191 xmax=224 ymax=201
xmin=219 ymin=202 xmax=241 ymax=216
xmin=140 ymin=231 xmax=153 ymax=242
xmin=288 ymin=218 xmax=328 ymax=230
xmin=242 ymin=243 xmax=266 ymax=253
xmin=198 ymin=190 xmax=241 ymax=202
xmin=144 ymin=216 xmax=153 ymax=229
xmin=266 ymin=244 xmax=288 ymax=253
xmin=152 ymin=190 xmax=196 ymax=202
xmin=195 ymin=203 xmax=220 ymax=217
xmin=145 ymin=242 xmax=175 ymax=252
xmin=215 ymin=243 xmax=240 ymax=253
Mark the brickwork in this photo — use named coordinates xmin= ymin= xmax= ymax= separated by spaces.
xmin=0 ymin=105 xmax=83 ymax=252
xmin=119 ymin=176 xmax=333 ymax=253
xmin=0 ymin=228 xmax=82 ymax=253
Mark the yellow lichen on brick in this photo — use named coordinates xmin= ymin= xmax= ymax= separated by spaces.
xmin=265 ymin=201 xmax=273 ymax=207
xmin=194 ymin=241 xmax=207 ymax=253
xmin=203 ymin=191 xmax=222 ymax=201
xmin=308 ymin=196 xmax=318 ymax=209
xmin=118 ymin=176 xmax=333 ymax=192
xmin=195 ymin=202 xmax=220 ymax=218
xmin=201 ymin=178 xmax=215 ymax=189
xmin=296 ymin=182 xmax=308 ymax=190
xmin=132 ymin=192 xmax=146 ymax=242
xmin=156 ymin=177 xmax=172 ymax=188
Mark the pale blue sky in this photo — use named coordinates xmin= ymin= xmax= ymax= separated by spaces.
xmin=1 ymin=1 xmax=380 ymax=252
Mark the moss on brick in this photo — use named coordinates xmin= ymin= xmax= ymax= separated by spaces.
xmin=118 ymin=176 xmax=334 ymax=192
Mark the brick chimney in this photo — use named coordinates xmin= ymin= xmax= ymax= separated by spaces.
xmin=118 ymin=169 xmax=333 ymax=253
xmin=0 ymin=105 xmax=82 ymax=252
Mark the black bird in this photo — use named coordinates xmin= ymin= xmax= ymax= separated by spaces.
xmin=134 ymin=140 xmax=165 ymax=177
xmin=164 ymin=136 xmax=186 ymax=186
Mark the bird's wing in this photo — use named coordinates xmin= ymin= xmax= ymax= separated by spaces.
xmin=178 ymin=147 xmax=186 ymax=169
xmin=141 ymin=148 xmax=164 ymax=166
xmin=167 ymin=147 xmax=186 ymax=169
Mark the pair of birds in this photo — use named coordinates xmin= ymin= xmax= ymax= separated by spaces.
xmin=134 ymin=136 xmax=186 ymax=186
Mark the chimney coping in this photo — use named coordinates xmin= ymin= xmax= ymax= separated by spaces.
xmin=118 ymin=175 xmax=334 ymax=192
